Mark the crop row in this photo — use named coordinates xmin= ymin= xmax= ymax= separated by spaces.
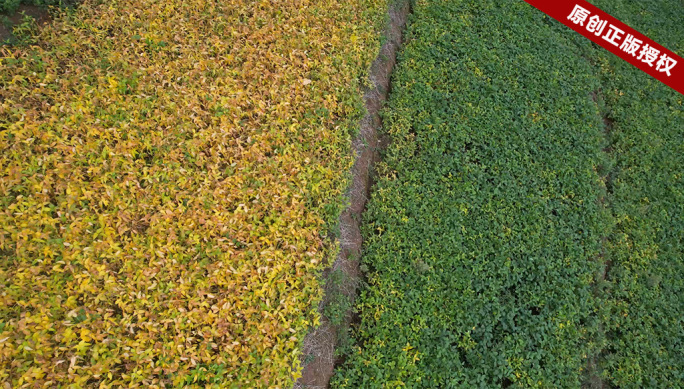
xmin=590 ymin=0 xmax=684 ymax=386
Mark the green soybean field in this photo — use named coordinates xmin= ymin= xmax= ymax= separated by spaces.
xmin=332 ymin=0 xmax=683 ymax=387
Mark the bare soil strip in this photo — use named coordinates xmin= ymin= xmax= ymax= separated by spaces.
xmin=295 ymin=2 xmax=411 ymax=387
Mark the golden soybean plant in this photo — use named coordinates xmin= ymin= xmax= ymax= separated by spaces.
xmin=0 ymin=0 xmax=387 ymax=387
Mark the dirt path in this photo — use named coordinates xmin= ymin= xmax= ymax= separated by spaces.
xmin=295 ymin=1 xmax=411 ymax=387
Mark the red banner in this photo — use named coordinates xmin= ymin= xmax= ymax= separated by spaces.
xmin=524 ymin=0 xmax=684 ymax=95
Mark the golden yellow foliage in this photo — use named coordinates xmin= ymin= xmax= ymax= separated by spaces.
xmin=0 ymin=0 xmax=387 ymax=386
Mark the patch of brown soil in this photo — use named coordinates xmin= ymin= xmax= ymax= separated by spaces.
xmin=0 ymin=5 xmax=51 ymax=42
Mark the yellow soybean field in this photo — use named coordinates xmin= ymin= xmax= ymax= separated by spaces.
xmin=0 ymin=0 xmax=387 ymax=386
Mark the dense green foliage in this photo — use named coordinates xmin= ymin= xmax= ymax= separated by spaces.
xmin=588 ymin=0 xmax=684 ymax=386
xmin=333 ymin=0 xmax=611 ymax=386
xmin=334 ymin=0 xmax=683 ymax=387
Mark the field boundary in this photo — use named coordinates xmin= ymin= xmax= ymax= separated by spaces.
xmin=584 ymin=88 xmax=617 ymax=389
xmin=295 ymin=1 xmax=411 ymax=387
